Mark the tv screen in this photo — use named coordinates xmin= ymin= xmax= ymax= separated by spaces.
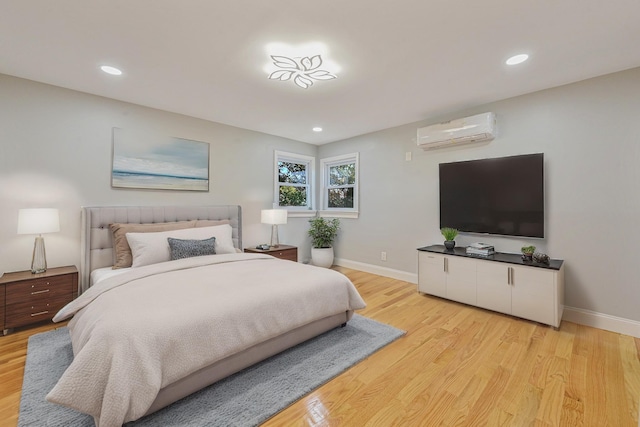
xmin=439 ymin=153 xmax=544 ymax=238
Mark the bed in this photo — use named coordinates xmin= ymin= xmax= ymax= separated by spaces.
xmin=45 ymin=205 xmax=366 ymax=427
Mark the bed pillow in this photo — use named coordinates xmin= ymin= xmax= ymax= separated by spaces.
xmin=195 ymin=219 xmax=230 ymax=228
xmin=126 ymin=224 xmax=236 ymax=268
xmin=109 ymin=221 xmax=196 ymax=269
xmin=168 ymin=237 xmax=217 ymax=260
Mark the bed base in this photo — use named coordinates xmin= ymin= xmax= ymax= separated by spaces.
xmin=145 ymin=310 xmax=353 ymax=416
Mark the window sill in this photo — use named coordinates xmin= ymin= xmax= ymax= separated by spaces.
xmin=286 ymin=210 xmax=317 ymax=218
xmin=318 ymin=210 xmax=359 ymax=219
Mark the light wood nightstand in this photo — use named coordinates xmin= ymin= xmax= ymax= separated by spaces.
xmin=0 ymin=265 xmax=78 ymax=335
xmin=244 ymin=244 xmax=298 ymax=262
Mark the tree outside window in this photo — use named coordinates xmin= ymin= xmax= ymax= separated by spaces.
xmin=327 ymin=163 xmax=355 ymax=208
xmin=275 ymin=151 xmax=314 ymax=210
xmin=321 ymin=153 xmax=359 ymax=217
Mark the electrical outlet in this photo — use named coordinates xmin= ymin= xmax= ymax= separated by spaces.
xmin=405 ymin=151 xmax=412 ymax=161
xmin=381 ymin=251 xmax=387 ymax=261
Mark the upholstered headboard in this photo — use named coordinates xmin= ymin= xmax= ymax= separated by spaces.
xmin=80 ymin=205 xmax=242 ymax=293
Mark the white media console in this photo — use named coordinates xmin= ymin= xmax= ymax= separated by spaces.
xmin=417 ymin=245 xmax=565 ymax=327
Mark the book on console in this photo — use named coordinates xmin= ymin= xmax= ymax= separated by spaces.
xmin=468 ymin=242 xmax=494 ymax=250
xmin=466 ymin=247 xmax=495 ymax=256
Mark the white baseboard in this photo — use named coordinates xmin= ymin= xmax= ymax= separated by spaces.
xmin=335 ymin=258 xmax=640 ymax=338
xmin=563 ymin=306 xmax=640 ymax=338
xmin=334 ymin=258 xmax=418 ymax=284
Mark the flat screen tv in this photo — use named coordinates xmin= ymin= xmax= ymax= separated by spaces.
xmin=439 ymin=153 xmax=544 ymax=238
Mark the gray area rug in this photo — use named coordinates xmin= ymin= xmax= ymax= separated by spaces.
xmin=18 ymin=314 xmax=404 ymax=426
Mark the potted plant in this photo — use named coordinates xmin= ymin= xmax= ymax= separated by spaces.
xmin=308 ymin=217 xmax=340 ymax=268
xmin=441 ymin=227 xmax=458 ymax=250
xmin=521 ymin=245 xmax=536 ymax=261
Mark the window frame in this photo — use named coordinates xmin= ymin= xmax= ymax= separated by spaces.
xmin=274 ymin=150 xmax=316 ymax=217
xmin=320 ymin=152 xmax=359 ymax=218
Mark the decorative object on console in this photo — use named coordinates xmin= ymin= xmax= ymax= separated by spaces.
xmin=466 ymin=242 xmax=495 ymax=256
xmin=261 ymin=209 xmax=288 ymax=248
xmin=521 ymin=245 xmax=536 ymax=261
xmin=308 ymin=217 xmax=340 ymax=268
xmin=17 ymin=208 xmax=60 ymax=274
xmin=440 ymin=227 xmax=458 ymax=250
xmin=533 ymin=252 xmax=550 ymax=264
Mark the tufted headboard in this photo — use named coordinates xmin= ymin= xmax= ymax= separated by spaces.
xmin=80 ymin=205 xmax=242 ymax=293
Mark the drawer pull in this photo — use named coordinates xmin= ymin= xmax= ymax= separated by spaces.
xmin=31 ymin=282 xmax=50 ymax=288
xmin=31 ymin=289 xmax=50 ymax=295
xmin=31 ymin=311 xmax=49 ymax=317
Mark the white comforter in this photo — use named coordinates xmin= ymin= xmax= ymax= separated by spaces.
xmin=46 ymin=253 xmax=366 ymax=427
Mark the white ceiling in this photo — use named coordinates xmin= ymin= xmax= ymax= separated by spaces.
xmin=2 ymin=1 xmax=639 ymax=145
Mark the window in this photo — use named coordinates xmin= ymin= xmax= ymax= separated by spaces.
xmin=320 ymin=153 xmax=359 ymax=218
xmin=274 ymin=151 xmax=315 ymax=213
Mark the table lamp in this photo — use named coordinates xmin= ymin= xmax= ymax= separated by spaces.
xmin=17 ymin=208 xmax=60 ymax=274
xmin=261 ymin=209 xmax=287 ymax=248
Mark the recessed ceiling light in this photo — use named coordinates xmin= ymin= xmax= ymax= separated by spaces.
xmin=505 ymin=54 xmax=529 ymax=65
xmin=100 ymin=65 xmax=123 ymax=75
xmin=312 ymin=127 xmax=323 ymax=132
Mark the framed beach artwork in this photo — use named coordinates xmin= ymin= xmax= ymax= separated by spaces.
xmin=112 ymin=128 xmax=210 ymax=191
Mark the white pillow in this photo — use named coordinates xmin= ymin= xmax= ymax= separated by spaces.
xmin=126 ymin=224 xmax=236 ymax=268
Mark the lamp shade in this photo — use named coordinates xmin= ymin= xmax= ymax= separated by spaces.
xmin=261 ymin=209 xmax=288 ymax=225
xmin=17 ymin=208 xmax=60 ymax=235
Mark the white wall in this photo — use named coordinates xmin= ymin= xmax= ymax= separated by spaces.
xmin=0 ymin=74 xmax=316 ymax=275
xmin=320 ymin=66 xmax=640 ymax=323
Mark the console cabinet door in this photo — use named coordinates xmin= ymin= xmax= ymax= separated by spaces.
xmin=476 ymin=262 xmax=512 ymax=315
xmin=445 ymin=256 xmax=477 ymax=306
xmin=511 ymin=265 xmax=557 ymax=326
xmin=418 ymin=252 xmax=446 ymax=298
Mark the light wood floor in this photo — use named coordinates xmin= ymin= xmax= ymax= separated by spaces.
xmin=1 ymin=267 xmax=639 ymax=426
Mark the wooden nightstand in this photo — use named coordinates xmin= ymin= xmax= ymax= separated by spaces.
xmin=0 ymin=265 xmax=78 ymax=335
xmin=244 ymin=244 xmax=298 ymax=262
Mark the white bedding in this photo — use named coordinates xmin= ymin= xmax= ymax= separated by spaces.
xmin=46 ymin=253 xmax=366 ymax=427
xmin=90 ymin=266 xmax=130 ymax=285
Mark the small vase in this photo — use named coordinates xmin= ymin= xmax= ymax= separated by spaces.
xmin=444 ymin=240 xmax=455 ymax=250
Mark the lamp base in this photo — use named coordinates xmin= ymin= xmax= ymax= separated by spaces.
xmin=31 ymin=236 xmax=47 ymax=274
xmin=270 ymin=224 xmax=280 ymax=248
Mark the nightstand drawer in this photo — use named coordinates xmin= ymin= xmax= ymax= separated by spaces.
xmin=244 ymin=245 xmax=298 ymax=262
xmin=6 ymin=275 xmax=73 ymax=305
xmin=5 ymin=295 xmax=70 ymax=328
xmin=272 ymin=248 xmax=297 ymax=261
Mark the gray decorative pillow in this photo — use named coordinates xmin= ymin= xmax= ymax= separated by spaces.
xmin=167 ymin=237 xmax=216 ymax=260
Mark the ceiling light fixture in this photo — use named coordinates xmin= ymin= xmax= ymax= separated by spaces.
xmin=312 ymin=127 xmax=323 ymax=132
xmin=265 ymin=42 xmax=339 ymax=89
xmin=100 ymin=65 xmax=123 ymax=75
xmin=268 ymin=55 xmax=336 ymax=89
xmin=505 ymin=54 xmax=529 ymax=65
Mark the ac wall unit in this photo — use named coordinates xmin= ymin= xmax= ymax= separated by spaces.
xmin=417 ymin=112 xmax=496 ymax=150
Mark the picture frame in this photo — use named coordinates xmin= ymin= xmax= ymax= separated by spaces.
xmin=111 ymin=128 xmax=210 ymax=192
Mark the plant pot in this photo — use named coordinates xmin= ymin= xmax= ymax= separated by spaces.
xmin=522 ymin=253 xmax=533 ymax=261
xmin=311 ymin=247 xmax=334 ymax=268
xmin=444 ymin=240 xmax=456 ymax=250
